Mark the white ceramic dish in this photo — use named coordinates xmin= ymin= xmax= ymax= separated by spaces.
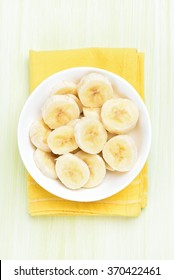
xmin=18 ymin=67 xmax=151 ymax=202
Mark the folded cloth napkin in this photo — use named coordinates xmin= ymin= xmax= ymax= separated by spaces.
xmin=28 ymin=48 xmax=147 ymax=217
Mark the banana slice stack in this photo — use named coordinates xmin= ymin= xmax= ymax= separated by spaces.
xmin=29 ymin=72 xmax=139 ymax=190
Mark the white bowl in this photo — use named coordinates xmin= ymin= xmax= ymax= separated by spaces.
xmin=18 ymin=67 xmax=151 ymax=202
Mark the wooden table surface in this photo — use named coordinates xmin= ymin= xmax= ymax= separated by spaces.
xmin=0 ymin=0 xmax=174 ymax=260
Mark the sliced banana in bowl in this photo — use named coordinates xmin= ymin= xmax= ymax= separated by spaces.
xmin=18 ymin=67 xmax=151 ymax=202
xmin=29 ymin=119 xmax=51 ymax=152
xmin=78 ymin=72 xmax=114 ymax=107
xmin=55 ymin=153 xmax=90 ymax=189
xmin=101 ymin=98 xmax=139 ymax=134
xmin=74 ymin=117 xmax=107 ymax=154
xmin=34 ymin=149 xmax=58 ymax=179
xmin=47 ymin=125 xmax=78 ymax=155
xmin=102 ymin=135 xmax=137 ymax=172
xmin=42 ymin=95 xmax=80 ymax=129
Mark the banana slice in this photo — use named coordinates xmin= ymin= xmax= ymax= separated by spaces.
xmin=34 ymin=148 xmax=57 ymax=179
xmin=67 ymin=94 xmax=83 ymax=113
xmin=83 ymin=107 xmax=101 ymax=120
xmin=74 ymin=117 xmax=107 ymax=154
xmin=102 ymin=135 xmax=137 ymax=172
xmin=78 ymin=73 xmax=114 ymax=107
xmin=55 ymin=153 xmax=90 ymax=189
xmin=50 ymin=80 xmax=77 ymax=96
xmin=42 ymin=95 xmax=80 ymax=129
xmin=76 ymin=151 xmax=106 ymax=188
xmin=101 ymin=98 xmax=139 ymax=134
xmin=47 ymin=126 xmax=78 ymax=155
xmin=29 ymin=119 xmax=51 ymax=152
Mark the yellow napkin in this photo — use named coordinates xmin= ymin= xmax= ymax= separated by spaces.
xmin=28 ymin=48 xmax=147 ymax=217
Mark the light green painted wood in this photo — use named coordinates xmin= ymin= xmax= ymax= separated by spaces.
xmin=0 ymin=0 xmax=173 ymax=260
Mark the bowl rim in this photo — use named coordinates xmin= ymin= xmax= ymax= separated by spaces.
xmin=17 ymin=66 xmax=151 ymax=202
